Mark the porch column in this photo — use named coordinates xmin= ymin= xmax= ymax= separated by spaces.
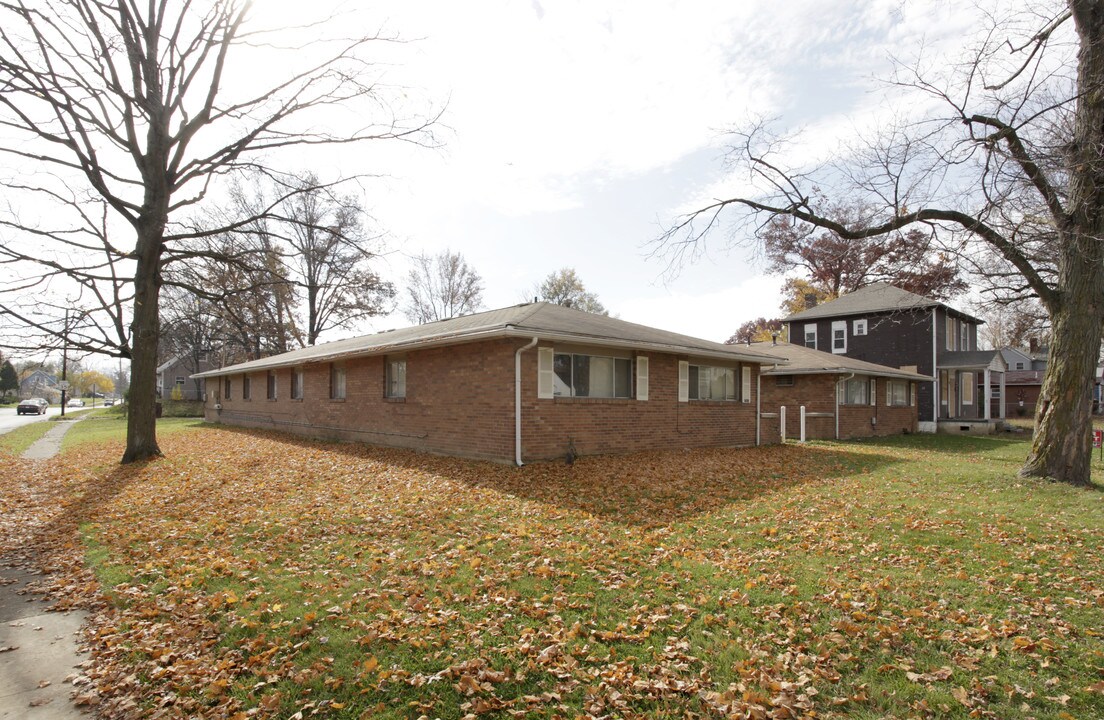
xmin=983 ymin=368 xmax=991 ymax=420
xmin=999 ymin=372 xmax=1006 ymax=419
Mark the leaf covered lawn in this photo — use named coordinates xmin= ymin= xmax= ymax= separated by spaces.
xmin=0 ymin=425 xmax=1102 ymax=719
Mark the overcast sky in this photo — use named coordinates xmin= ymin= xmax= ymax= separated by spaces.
xmin=260 ymin=0 xmax=981 ymax=343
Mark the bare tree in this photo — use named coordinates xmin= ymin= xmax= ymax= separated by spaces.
xmin=277 ymin=173 xmax=395 ymax=344
xmin=403 ymin=250 xmax=484 ymax=324
xmin=656 ymin=1 xmax=1102 ymax=485
xmin=535 ymin=268 xmax=608 ymax=315
xmin=0 ymin=1 xmax=436 ymax=462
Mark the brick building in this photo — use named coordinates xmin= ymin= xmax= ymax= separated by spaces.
xmin=192 ymin=303 xmax=779 ymax=464
xmin=751 ymin=340 xmax=929 ymax=441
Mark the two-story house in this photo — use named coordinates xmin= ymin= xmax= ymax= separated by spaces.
xmin=784 ymin=283 xmax=1006 ymax=433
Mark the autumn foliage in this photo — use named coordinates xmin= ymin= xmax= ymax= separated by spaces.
xmin=1 ymin=425 xmax=1101 ymax=719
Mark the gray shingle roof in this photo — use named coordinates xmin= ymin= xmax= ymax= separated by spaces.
xmin=936 ymin=350 xmax=1006 ymax=370
xmin=193 ymin=302 xmax=780 ymax=378
xmin=784 ymin=282 xmax=980 ymax=323
xmin=748 ymin=341 xmax=932 ymax=381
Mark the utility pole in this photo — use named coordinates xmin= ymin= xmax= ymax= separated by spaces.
xmin=59 ymin=308 xmax=69 ymax=418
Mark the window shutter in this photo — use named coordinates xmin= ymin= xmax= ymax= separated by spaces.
xmin=741 ymin=366 xmax=752 ymax=403
xmin=678 ymin=361 xmax=689 ymax=402
xmin=869 ymin=378 xmax=876 ymax=406
xmin=910 ymin=382 xmax=916 ymax=406
xmin=886 ymin=380 xmax=892 ymax=406
xmin=636 ymin=356 xmax=649 ymax=401
xmin=537 ymin=347 xmax=555 ymax=399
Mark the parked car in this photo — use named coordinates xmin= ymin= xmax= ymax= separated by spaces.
xmin=103 ymin=399 xmax=115 ymax=407
xmin=67 ymin=398 xmax=85 ymax=408
xmin=17 ymin=398 xmax=48 ymax=415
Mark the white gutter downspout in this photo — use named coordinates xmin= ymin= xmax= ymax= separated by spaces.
xmin=931 ymin=310 xmax=939 ymax=424
xmin=835 ymin=373 xmax=855 ymax=440
xmin=515 ymin=337 xmax=539 ymax=466
xmin=755 ymin=370 xmax=762 ymax=446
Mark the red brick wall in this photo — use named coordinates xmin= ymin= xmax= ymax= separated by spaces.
xmin=205 ymin=339 xmax=763 ymax=462
xmin=206 ymin=339 xmax=519 ymax=461
xmin=760 ymin=373 xmax=919 ymax=441
xmin=520 ymin=352 xmax=759 ymax=460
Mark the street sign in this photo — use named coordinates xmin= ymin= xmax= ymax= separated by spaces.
xmin=1094 ymin=429 xmax=1102 ymax=448
xmin=58 ymin=380 xmax=70 ymax=390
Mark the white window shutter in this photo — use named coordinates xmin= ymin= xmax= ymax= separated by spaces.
xmin=636 ymin=356 xmax=649 ymax=401
xmin=886 ymin=380 xmax=891 ymax=406
xmin=741 ymin=366 xmax=752 ymax=403
xmin=869 ymin=378 xmax=876 ymax=406
xmin=910 ymin=382 xmax=916 ymax=406
xmin=678 ymin=361 xmax=689 ymax=402
xmin=537 ymin=347 xmax=555 ymax=399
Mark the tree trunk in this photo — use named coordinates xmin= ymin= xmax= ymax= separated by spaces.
xmin=121 ymin=227 xmax=164 ymax=463
xmin=1020 ymin=0 xmax=1104 ymax=486
xmin=1021 ymin=282 xmax=1104 ymax=485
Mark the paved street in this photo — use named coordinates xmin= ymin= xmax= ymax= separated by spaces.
xmin=0 ymin=406 xmax=91 ymax=436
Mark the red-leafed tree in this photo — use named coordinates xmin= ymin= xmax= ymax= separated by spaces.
xmin=762 ymin=200 xmax=967 ymax=305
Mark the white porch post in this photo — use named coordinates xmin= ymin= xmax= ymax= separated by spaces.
xmin=983 ymin=368 xmax=991 ymax=421
xmin=999 ymin=372 xmax=1006 ymax=419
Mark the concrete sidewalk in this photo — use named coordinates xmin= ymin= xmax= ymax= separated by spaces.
xmin=0 ymin=417 xmax=92 ymax=718
xmin=0 ymin=568 xmax=90 ymax=718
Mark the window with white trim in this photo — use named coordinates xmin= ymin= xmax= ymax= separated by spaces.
xmin=886 ymin=379 xmax=909 ymax=406
xmin=838 ymin=377 xmax=869 ymax=405
xmin=853 ymin=318 xmax=867 ymax=336
xmin=291 ymin=367 xmax=304 ymax=400
xmin=386 ymin=358 xmax=406 ymax=398
xmin=741 ymin=365 xmax=752 ymax=403
xmin=960 ymin=323 xmax=970 ymax=351
xmin=1015 ymin=361 xmax=1025 ymax=370
xmin=553 ymin=352 xmax=631 ymax=398
xmin=329 ymin=363 xmax=346 ymax=400
xmin=804 ymin=323 xmax=817 ymax=349
xmin=688 ymin=364 xmax=736 ymax=401
xmin=832 ymin=320 xmax=847 ymax=353
xmin=945 ymin=315 xmax=955 ymax=350
xmin=961 ymin=371 xmax=974 ymax=405
xmin=176 ymin=376 xmax=185 ymax=385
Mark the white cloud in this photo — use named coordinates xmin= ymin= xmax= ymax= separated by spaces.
xmin=616 ymin=274 xmax=786 ymax=344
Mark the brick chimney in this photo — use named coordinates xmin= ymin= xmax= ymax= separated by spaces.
xmin=804 ymin=293 xmax=818 ymax=309
xmin=1029 ymin=337 xmax=1039 ymax=354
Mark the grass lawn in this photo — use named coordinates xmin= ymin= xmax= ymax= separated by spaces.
xmin=0 ymin=417 xmax=56 ymax=455
xmin=1 ymin=424 xmax=1101 ymax=719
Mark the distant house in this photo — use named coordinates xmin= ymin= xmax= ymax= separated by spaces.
xmin=156 ymin=354 xmax=213 ymax=400
xmin=1000 ymin=345 xmax=1048 ymax=372
xmin=193 ymin=302 xmax=780 ymax=464
xmin=752 ymin=340 xmax=930 ymax=441
xmin=784 ymin=283 xmax=1007 ymax=433
xmin=19 ymin=369 xmax=59 ymax=402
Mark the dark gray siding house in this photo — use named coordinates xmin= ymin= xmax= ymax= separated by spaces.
xmin=784 ymin=283 xmax=1006 ymax=433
